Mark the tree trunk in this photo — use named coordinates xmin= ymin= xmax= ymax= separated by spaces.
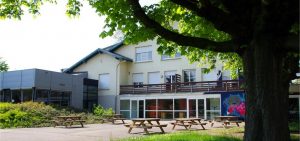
xmin=243 ymin=35 xmax=290 ymax=141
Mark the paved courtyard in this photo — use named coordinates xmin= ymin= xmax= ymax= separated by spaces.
xmin=0 ymin=121 xmax=237 ymax=141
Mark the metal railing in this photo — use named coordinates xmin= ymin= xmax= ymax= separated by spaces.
xmin=120 ymin=80 xmax=244 ymax=95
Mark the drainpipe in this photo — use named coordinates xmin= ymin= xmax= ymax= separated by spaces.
xmin=115 ymin=60 xmax=126 ymax=113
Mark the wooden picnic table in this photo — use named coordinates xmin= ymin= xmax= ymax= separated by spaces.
xmin=124 ymin=118 xmax=167 ymax=134
xmin=171 ymin=118 xmax=207 ymax=130
xmin=102 ymin=114 xmax=126 ymax=124
xmin=53 ymin=116 xmax=85 ymax=128
xmin=212 ymin=116 xmax=241 ymax=128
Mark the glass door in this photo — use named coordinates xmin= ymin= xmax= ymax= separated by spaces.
xmin=131 ymin=100 xmax=138 ymax=118
xmin=188 ymin=99 xmax=196 ymax=118
xmin=198 ymin=99 xmax=205 ymax=119
xmin=138 ymin=100 xmax=144 ymax=118
xmin=206 ymin=98 xmax=221 ymax=120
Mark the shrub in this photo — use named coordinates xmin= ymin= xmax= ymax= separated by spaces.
xmin=93 ymin=105 xmax=114 ymax=117
xmin=0 ymin=102 xmax=103 ymax=128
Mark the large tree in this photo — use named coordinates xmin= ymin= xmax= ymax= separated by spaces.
xmin=0 ymin=0 xmax=299 ymax=141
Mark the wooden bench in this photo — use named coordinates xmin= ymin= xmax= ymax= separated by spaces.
xmin=170 ymin=122 xmax=191 ymax=130
xmin=112 ymin=118 xmax=126 ymax=124
xmin=125 ymin=123 xmax=168 ymax=134
xmin=64 ymin=120 xmax=86 ymax=128
xmin=52 ymin=116 xmax=86 ymax=128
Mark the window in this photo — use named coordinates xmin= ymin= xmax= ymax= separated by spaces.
xmin=161 ymin=52 xmax=181 ymax=60
xmin=99 ymin=73 xmax=110 ymax=89
xmin=183 ymin=70 xmax=196 ymax=83
xmin=148 ymin=72 xmax=160 ymax=84
xmin=135 ymin=46 xmax=153 ymax=62
xmin=132 ymin=73 xmax=143 ymax=87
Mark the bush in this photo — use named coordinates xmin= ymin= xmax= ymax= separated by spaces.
xmin=93 ymin=105 xmax=114 ymax=117
xmin=0 ymin=102 xmax=103 ymax=128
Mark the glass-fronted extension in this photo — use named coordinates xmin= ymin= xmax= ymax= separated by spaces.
xmin=120 ymin=95 xmax=222 ymax=120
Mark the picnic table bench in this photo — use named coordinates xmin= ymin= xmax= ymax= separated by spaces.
xmin=211 ymin=116 xmax=242 ymax=128
xmin=102 ymin=114 xmax=126 ymax=124
xmin=52 ymin=116 xmax=86 ymax=128
xmin=171 ymin=118 xmax=207 ymax=130
xmin=124 ymin=118 xmax=167 ymax=134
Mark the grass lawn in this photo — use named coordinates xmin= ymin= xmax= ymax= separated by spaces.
xmin=118 ymin=126 xmax=300 ymax=141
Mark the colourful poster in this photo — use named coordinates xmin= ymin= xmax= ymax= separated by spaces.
xmin=221 ymin=92 xmax=245 ymax=119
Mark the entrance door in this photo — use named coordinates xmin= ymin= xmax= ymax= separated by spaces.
xmin=138 ymin=100 xmax=144 ymax=118
xmin=131 ymin=100 xmax=138 ymax=118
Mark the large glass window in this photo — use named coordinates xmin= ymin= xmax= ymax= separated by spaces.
xmin=145 ymin=99 xmax=157 ymax=118
xmin=120 ymin=100 xmax=130 ymax=118
xmin=22 ymin=89 xmax=32 ymax=102
xmin=11 ymin=90 xmax=21 ymax=103
xmin=131 ymin=100 xmax=138 ymax=118
xmin=174 ymin=99 xmax=187 ymax=118
xmin=161 ymin=53 xmax=181 ymax=60
xmin=135 ymin=46 xmax=152 ymax=62
xmin=157 ymin=99 xmax=173 ymax=119
xmin=35 ymin=89 xmax=49 ymax=103
xmin=189 ymin=99 xmax=196 ymax=118
xmin=198 ymin=99 xmax=205 ymax=118
xmin=183 ymin=70 xmax=196 ymax=83
xmin=99 ymin=73 xmax=110 ymax=89
xmin=206 ymin=98 xmax=220 ymax=119
xmin=3 ymin=90 xmax=11 ymax=102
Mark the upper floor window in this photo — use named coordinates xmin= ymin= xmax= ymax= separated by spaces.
xmin=183 ymin=70 xmax=196 ymax=82
xmin=132 ymin=73 xmax=143 ymax=87
xmin=135 ymin=46 xmax=152 ymax=62
xmin=99 ymin=73 xmax=110 ymax=89
xmin=161 ymin=53 xmax=181 ymax=60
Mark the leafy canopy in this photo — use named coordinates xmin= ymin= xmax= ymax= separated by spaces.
xmin=0 ymin=0 xmax=254 ymax=78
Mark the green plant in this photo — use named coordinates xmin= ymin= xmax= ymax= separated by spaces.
xmin=93 ymin=105 xmax=105 ymax=117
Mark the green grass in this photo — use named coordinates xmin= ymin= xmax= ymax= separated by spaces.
xmin=118 ymin=132 xmax=241 ymax=141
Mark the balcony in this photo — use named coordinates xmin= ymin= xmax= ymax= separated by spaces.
xmin=120 ymin=80 xmax=244 ymax=95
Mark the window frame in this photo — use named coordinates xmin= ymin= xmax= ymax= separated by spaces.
xmin=161 ymin=52 xmax=181 ymax=61
xmin=135 ymin=46 xmax=153 ymax=62
xmin=98 ymin=73 xmax=110 ymax=90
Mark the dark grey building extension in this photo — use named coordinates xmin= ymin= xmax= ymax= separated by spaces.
xmin=0 ymin=69 xmax=97 ymax=110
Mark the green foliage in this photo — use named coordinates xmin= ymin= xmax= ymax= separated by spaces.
xmin=0 ymin=102 xmax=102 ymax=128
xmin=289 ymin=121 xmax=300 ymax=132
xmin=88 ymin=0 xmax=243 ymax=77
xmin=93 ymin=104 xmax=114 ymax=117
xmin=0 ymin=57 xmax=9 ymax=72
xmin=118 ymin=132 xmax=241 ymax=141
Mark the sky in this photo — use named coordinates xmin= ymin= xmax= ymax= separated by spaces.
xmin=0 ymin=1 xmax=118 ymax=72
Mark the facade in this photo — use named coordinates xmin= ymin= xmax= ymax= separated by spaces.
xmin=0 ymin=69 xmax=98 ymax=110
xmin=64 ymin=40 xmax=246 ymax=119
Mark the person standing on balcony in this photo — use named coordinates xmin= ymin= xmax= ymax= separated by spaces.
xmin=217 ymin=70 xmax=223 ymax=88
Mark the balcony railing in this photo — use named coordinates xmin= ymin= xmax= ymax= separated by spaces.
xmin=120 ymin=80 xmax=244 ymax=95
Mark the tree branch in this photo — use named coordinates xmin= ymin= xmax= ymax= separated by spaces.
xmin=169 ymin=0 xmax=244 ymax=37
xmin=127 ymin=0 xmax=239 ymax=53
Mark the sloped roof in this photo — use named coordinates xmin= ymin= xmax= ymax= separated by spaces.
xmin=63 ymin=42 xmax=132 ymax=73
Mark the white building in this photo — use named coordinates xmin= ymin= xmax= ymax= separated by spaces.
xmin=63 ymin=40 xmax=246 ymax=119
